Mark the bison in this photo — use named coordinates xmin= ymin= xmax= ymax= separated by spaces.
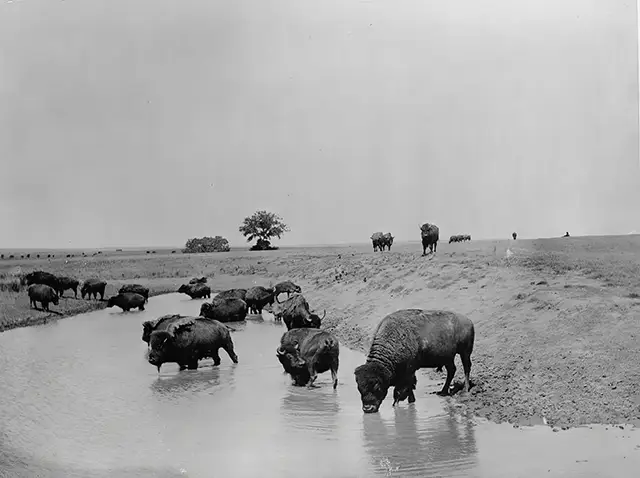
xmin=266 ymin=294 xmax=324 ymax=330
xmin=215 ymin=288 xmax=247 ymax=301
xmin=354 ymin=309 xmax=475 ymax=414
xmin=380 ymin=233 xmax=394 ymax=251
xmin=27 ymin=284 xmax=59 ymax=312
xmin=276 ymin=328 xmax=340 ymax=389
xmin=199 ymin=297 xmax=248 ymax=323
xmin=370 ymin=232 xmax=384 ymax=252
xmin=189 ymin=276 xmax=208 ymax=284
xmin=118 ymin=284 xmax=150 ymax=302
xmin=449 ymin=235 xmax=461 ymax=244
xmin=106 ymin=292 xmax=146 ymax=312
xmin=512 ymin=232 xmax=517 ymax=240
xmin=147 ymin=316 xmax=239 ymax=372
xmin=56 ymin=276 xmax=80 ymax=298
xmin=142 ymin=314 xmax=184 ymax=344
xmin=21 ymin=270 xmax=59 ymax=289
xmin=245 ymin=286 xmax=276 ymax=314
xmin=419 ymin=223 xmax=439 ymax=256
xmin=274 ymin=281 xmax=302 ymax=302
xmin=81 ymin=279 xmax=107 ymax=300
xmin=177 ymin=283 xmax=211 ymax=299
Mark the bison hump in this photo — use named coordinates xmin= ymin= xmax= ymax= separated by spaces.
xmin=168 ymin=316 xmax=197 ymax=335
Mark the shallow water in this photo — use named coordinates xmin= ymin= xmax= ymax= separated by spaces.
xmin=0 ymin=293 xmax=638 ymax=478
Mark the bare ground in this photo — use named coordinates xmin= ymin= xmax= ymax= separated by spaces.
xmin=2 ymin=236 xmax=640 ymax=429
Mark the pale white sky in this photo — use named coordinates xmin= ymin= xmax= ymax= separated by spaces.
xmin=1 ymin=0 xmax=638 ymax=248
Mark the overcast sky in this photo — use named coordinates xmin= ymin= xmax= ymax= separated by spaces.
xmin=1 ymin=0 xmax=638 ymax=248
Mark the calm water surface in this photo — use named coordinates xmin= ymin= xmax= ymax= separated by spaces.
xmin=1 ymin=293 xmax=639 ymax=477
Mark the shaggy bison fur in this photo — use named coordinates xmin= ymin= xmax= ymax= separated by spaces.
xmin=21 ymin=271 xmax=59 ymax=290
xmin=118 ymin=284 xmax=150 ymax=302
xmin=354 ymin=309 xmax=475 ymax=414
xmin=27 ymin=283 xmax=59 ymax=311
xmin=274 ymin=281 xmax=302 ymax=301
xmin=177 ymin=283 xmax=211 ymax=299
xmin=199 ymin=297 xmax=248 ymax=323
xmin=245 ymin=286 xmax=276 ymax=314
xmin=81 ymin=279 xmax=107 ymax=300
xmin=266 ymin=294 xmax=324 ymax=330
xmin=56 ymin=276 xmax=80 ymax=298
xmin=147 ymin=316 xmax=238 ymax=372
xmin=215 ymin=288 xmax=247 ymax=301
xmin=277 ymin=328 xmax=339 ymax=389
xmin=142 ymin=314 xmax=184 ymax=344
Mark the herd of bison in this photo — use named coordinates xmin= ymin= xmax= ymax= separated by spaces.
xmin=20 ymin=222 xmax=478 ymax=414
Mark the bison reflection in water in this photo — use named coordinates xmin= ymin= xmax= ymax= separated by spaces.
xmin=150 ymin=366 xmax=231 ymax=397
xmin=361 ymin=402 xmax=478 ymax=477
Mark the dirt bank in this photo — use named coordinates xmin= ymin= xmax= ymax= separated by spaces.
xmin=2 ymin=237 xmax=640 ymax=429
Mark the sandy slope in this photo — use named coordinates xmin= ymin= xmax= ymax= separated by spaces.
xmin=2 ymin=236 xmax=640 ymax=429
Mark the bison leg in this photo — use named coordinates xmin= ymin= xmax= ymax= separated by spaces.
xmin=461 ymin=352 xmax=472 ymax=393
xmin=42 ymin=301 xmax=49 ymax=312
xmin=139 ymin=304 xmax=145 ymax=311
xmin=331 ymin=367 xmax=338 ymax=389
xmin=178 ymin=363 xmax=188 ymax=371
xmin=222 ymin=342 xmax=239 ymax=363
xmin=187 ymin=360 xmax=199 ymax=370
xmin=211 ymin=350 xmax=221 ymax=366
xmin=73 ymin=288 xmax=77 ymax=299
xmin=437 ymin=362 xmax=456 ymax=396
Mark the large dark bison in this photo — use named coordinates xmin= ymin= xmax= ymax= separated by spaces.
xmin=199 ymin=297 xmax=248 ymax=323
xmin=512 ymin=232 xmax=517 ymax=240
xmin=419 ymin=223 xmax=439 ymax=256
xmin=81 ymin=279 xmax=107 ymax=300
xmin=27 ymin=284 xmax=59 ymax=311
xmin=267 ymin=294 xmax=324 ymax=330
xmin=215 ymin=288 xmax=247 ymax=301
xmin=276 ymin=328 xmax=340 ymax=389
xmin=370 ymin=232 xmax=384 ymax=252
xmin=449 ymin=235 xmax=462 ymax=244
xmin=177 ymin=283 xmax=211 ymax=299
xmin=56 ymin=276 xmax=80 ymax=298
xmin=142 ymin=314 xmax=184 ymax=344
xmin=147 ymin=316 xmax=239 ymax=372
xmin=274 ymin=281 xmax=302 ymax=301
xmin=354 ymin=309 xmax=475 ymax=414
xmin=380 ymin=232 xmax=394 ymax=251
xmin=189 ymin=276 xmax=208 ymax=284
xmin=106 ymin=292 xmax=146 ymax=312
xmin=118 ymin=284 xmax=150 ymax=302
xmin=245 ymin=286 xmax=276 ymax=314
xmin=21 ymin=270 xmax=59 ymax=290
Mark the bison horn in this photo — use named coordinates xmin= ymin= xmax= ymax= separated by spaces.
xmin=320 ymin=310 xmax=326 ymax=320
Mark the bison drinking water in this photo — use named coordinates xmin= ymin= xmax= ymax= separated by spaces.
xmin=118 ymin=284 xmax=150 ymax=302
xmin=177 ymin=283 xmax=211 ymax=299
xmin=266 ymin=294 xmax=324 ymax=330
xmin=81 ymin=279 xmax=107 ymax=300
xmin=276 ymin=328 xmax=339 ymax=389
xmin=199 ymin=297 xmax=248 ymax=323
xmin=147 ymin=316 xmax=239 ymax=372
xmin=354 ymin=309 xmax=475 ymax=414
xmin=106 ymin=292 xmax=146 ymax=312
xmin=27 ymin=284 xmax=59 ymax=312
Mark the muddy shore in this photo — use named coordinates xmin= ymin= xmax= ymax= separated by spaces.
xmin=2 ymin=237 xmax=640 ymax=429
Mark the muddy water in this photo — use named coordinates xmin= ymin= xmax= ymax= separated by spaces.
xmin=0 ymin=293 xmax=638 ymax=478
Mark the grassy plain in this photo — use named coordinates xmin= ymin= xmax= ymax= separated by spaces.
xmin=2 ymin=236 xmax=640 ymax=429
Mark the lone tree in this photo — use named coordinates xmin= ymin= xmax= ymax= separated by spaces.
xmin=183 ymin=236 xmax=230 ymax=253
xmin=239 ymin=210 xmax=290 ymax=251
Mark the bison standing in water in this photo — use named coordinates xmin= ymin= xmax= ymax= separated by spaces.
xmin=106 ymin=292 xmax=146 ymax=312
xmin=354 ymin=309 xmax=475 ymax=414
xmin=245 ymin=286 xmax=276 ymax=314
xmin=142 ymin=314 xmax=184 ymax=344
xmin=266 ymin=294 xmax=324 ymax=330
xmin=27 ymin=284 xmax=59 ymax=311
xmin=274 ymin=281 xmax=302 ymax=301
xmin=277 ymin=328 xmax=340 ymax=389
xmin=81 ymin=279 xmax=107 ymax=300
xmin=56 ymin=276 xmax=80 ymax=298
xmin=118 ymin=284 xmax=149 ymax=302
xmin=199 ymin=297 xmax=248 ymax=323
xmin=147 ymin=316 xmax=239 ymax=372
xmin=177 ymin=283 xmax=211 ymax=299
xmin=419 ymin=223 xmax=439 ymax=256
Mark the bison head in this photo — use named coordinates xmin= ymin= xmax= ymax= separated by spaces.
xmin=106 ymin=296 xmax=117 ymax=308
xmin=147 ymin=317 xmax=196 ymax=371
xmin=307 ymin=309 xmax=325 ymax=328
xmin=199 ymin=302 xmax=213 ymax=317
xmin=51 ymin=293 xmax=60 ymax=306
xmin=276 ymin=344 xmax=311 ymax=386
xmin=141 ymin=321 xmax=154 ymax=344
xmin=354 ymin=362 xmax=391 ymax=413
